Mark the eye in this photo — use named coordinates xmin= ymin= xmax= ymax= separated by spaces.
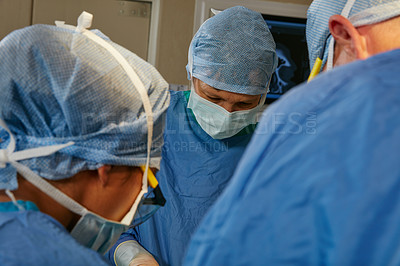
xmin=208 ymin=96 xmax=222 ymax=102
xmin=237 ymin=102 xmax=256 ymax=110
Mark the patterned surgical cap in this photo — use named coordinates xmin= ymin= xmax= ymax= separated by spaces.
xmin=0 ymin=24 xmax=170 ymax=190
xmin=187 ymin=6 xmax=278 ymax=95
xmin=307 ymin=0 xmax=400 ymax=70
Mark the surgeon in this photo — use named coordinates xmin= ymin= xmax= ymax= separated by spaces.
xmin=0 ymin=12 xmax=169 ymax=265
xmin=184 ymin=0 xmax=400 ymax=265
xmin=108 ymin=6 xmax=277 ymax=266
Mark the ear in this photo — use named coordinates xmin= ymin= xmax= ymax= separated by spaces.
xmin=329 ymin=15 xmax=369 ymax=62
xmin=97 ymin=165 xmax=112 ymax=187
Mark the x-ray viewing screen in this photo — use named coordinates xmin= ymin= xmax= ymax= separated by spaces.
xmin=263 ymin=15 xmax=310 ymax=103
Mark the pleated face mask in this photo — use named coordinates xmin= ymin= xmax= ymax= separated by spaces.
xmin=187 ymin=86 xmax=266 ymax=139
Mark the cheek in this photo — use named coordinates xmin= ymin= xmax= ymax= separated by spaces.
xmin=125 ymin=175 xmax=143 ymax=208
xmin=114 ymin=174 xmax=143 ymax=221
xmin=251 ymin=99 xmax=261 ymax=108
xmin=246 ymin=98 xmax=262 ymax=109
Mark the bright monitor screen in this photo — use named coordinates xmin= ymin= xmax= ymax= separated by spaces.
xmin=263 ymin=15 xmax=310 ymax=103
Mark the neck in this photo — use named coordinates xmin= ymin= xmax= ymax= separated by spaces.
xmin=0 ymin=176 xmax=80 ymax=231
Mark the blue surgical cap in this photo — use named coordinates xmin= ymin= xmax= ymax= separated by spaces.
xmin=0 ymin=24 xmax=170 ymax=190
xmin=186 ymin=6 xmax=278 ymax=95
xmin=307 ymin=0 xmax=400 ymax=70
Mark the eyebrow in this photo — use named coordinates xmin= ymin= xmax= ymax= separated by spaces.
xmin=203 ymin=89 xmax=222 ymax=98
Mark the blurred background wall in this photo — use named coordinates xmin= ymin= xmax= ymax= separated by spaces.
xmin=0 ymin=0 xmax=312 ymax=87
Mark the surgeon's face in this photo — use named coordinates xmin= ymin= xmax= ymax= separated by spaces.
xmin=193 ymin=78 xmax=261 ymax=113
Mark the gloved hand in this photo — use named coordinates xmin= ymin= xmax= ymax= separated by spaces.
xmin=114 ymin=240 xmax=158 ymax=266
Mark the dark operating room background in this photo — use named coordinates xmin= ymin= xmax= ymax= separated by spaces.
xmin=263 ymin=15 xmax=310 ymax=103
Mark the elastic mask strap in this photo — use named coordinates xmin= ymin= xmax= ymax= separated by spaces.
xmin=258 ymin=93 xmax=267 ymax=107
xmin=326 ymin=0 xmax=356 ymax=71
xmin=120 ymin=184 xmax=146 ymax=225
xmin=64 ymin=11 xmax=153 ymax=225
xmin=341 ymin=0 xmax=356 ymax=18
xmin=0 ymin=119 xmax=86 ymax=215
xmin=10 ymin=159 xmax=88 ymax=216
xmin=188 ymin=44 xmax=194 ymax=80
xmin=259 ymin=76 xmax=272 ymax=107
xmin=76 ymin=12 xmax=153 ymax=170
xmin=210 ymin=8 xmax=222 ymax=15
xmin=56 ymin=13 xmax=153 ymax=180
xmin=0 ymin=11 xmax=153 ymax=223
xmin=5 ymin=190 xmax=24 ymax=211
xmin=326 ymin=37 xmax=334 ymax=71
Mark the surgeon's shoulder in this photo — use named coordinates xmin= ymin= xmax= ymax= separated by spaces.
xmin=0 ymin=211 xmax=110 ymax=265
xmin=167 ymin=90 xmax=189 ymax=108
xmin=262 ymin=57 xmax=365 ymax=119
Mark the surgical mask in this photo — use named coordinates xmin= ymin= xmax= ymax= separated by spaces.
xmin=71 ymin=212 xmax=130 ymax=255
xmin=0 ymin=11 xmax=159 ymax=255
xmin=187 ymin=86 xmax=266 ymax=139
xmin=70 ymin=166 xmax=165 ymax=255
xmin=68 ymin=165 xmax=148 ymax=255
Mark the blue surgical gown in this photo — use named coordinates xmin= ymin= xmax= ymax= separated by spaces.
xmin=184 ymin=49 xmax=400 ymax=265
xmin=0 ymin=201 xmax=110 ymax=265
xmin=107 ymin=91 xmax=254 ymax=266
